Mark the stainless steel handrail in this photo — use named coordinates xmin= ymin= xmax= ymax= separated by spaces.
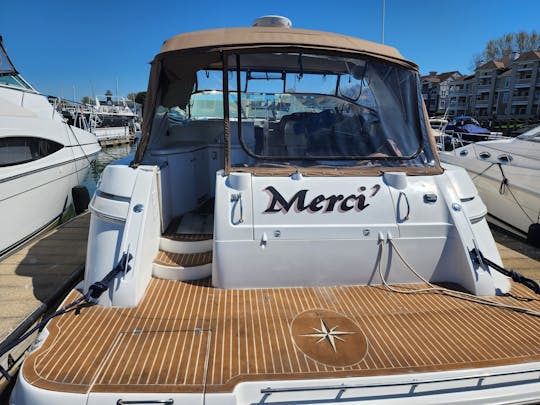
xmin=261 ymin=369 xmax=540 ymax=394
xmin=260 ymin=367 xmax=540 ymax=395
xmin=117 ymin=400 xmax=174 ymax=405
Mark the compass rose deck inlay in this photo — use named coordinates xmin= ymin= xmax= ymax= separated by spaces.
xmin=291 ymin=309 xmax=368 ymax=367
xmin=301 ymin=319 xmax=356 ymax=352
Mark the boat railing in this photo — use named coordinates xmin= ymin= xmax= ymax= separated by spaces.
xmin=437 ymin=130 xmax=508 ymax=152
xmin=50 ymin=97 xmax=101 ymax=133
xmin=259 ymin=365 xmax=540 ymax=399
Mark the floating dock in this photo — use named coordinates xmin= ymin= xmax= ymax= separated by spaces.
xmin=493 ymin=227 xmax=540 ymax=282
xmin=94 ymin=127 xmax=135 ymax=147
xmin=0 ymin=212 xmax=90 ymax=390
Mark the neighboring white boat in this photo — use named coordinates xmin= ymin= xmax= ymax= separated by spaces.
xmin=11 ymin=17 xmax=540 ymax=404
xmin=60 ymin=97 xmax=135 ymax=146
xmin=440 ymin=126 xmax=540 ymax=241
xmin=0 ymin=37 xmax=101 ymax=257
xmin=93 ymin=94 xmax=137 ymax=127
xmin=90 ymin=94 xmax=136 ymax=145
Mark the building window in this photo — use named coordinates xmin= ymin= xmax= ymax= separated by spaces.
xmin=513 ymin=106 xmax=527 ymax=115
xmin=513 ymin=89 xmax=529 ymax=97
xmin=0 ymin=137 xmax=64 ymax=167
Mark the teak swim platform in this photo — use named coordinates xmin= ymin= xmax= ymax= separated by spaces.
xmin=24 ymin=279 xmax=540 ymax=394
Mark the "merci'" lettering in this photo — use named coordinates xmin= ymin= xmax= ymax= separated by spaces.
xmin=263 ymin=185 xmax=381 ymax=214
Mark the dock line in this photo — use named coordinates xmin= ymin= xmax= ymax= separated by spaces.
xmin=0 ymin=252 xmax=133 ymax=381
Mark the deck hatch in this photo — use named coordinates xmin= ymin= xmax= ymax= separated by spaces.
xmin=93 ymin=329 xmax=211 ymax=392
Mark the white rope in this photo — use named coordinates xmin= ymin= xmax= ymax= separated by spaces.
xmin=470 ymin=161 xmax=536 ymax=225
xmin=377 ymin=238 xmax=540 ymax=317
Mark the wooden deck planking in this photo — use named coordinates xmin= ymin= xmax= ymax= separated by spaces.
xmin=23 ymin=276 xmax=540 ymax=395
xmin=154 ymin=251 xmax=213 ymax=267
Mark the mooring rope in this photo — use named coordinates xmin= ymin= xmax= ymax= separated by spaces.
xmin=377 ymin=238 xmax=540 ymax=317
xmin=495 ymin=163 xmax=536 ymax=225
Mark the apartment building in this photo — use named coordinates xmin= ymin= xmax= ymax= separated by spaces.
xmin=445 ymin=51 xmax=540 ymax=120
xmin=508 ymin=51 xmax=540 ymax=118
xmin=447 ymin=75 xmax=476 ymax=116
xmin=421 ymin=71 xmax=463 ymax=115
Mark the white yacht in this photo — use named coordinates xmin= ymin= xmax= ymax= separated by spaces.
xmin=88 ymin=94 xmax=136 ymax=145
xmin=0 ymin=37 xmax=100 ymax=257
xmin=11 ymin=17 xmax=540 ymax=404
xmin=440 ymin=126 xmax=540 ymax=243
xmin=93 ymin=94 xmax=136 ymax=127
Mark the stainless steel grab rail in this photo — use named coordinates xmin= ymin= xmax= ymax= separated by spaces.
xmin=260 ymin=366 xmax=540 ymax=395
xmin=117 ymin=400 xmax=174 ymax=405
xmin=398 ymin=191 xmax=410 ymax=221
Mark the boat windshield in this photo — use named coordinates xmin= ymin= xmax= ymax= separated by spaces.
xmin=517 ymin=125 xmax=540 ymax=142
xmin=153 ymin=51 xmax=435 ymax=169
xmin=0 ymin=40 xmax=34 ymax=90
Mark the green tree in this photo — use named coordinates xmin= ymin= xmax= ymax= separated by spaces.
xmin=472 ymin=30 xmax=540 ymax=68
xmin=81 ymin=96 xmax=91 ymax=104
xmin=135 ymin=91 xmax=146 ymax=105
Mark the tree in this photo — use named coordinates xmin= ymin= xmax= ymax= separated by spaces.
xmin=135 ymin=91 xmax=146 ymax=105
xmin=472 ymin=30 xmax=540 ymax=68
xmin=81 ymin=96 xmax=91 ymax=104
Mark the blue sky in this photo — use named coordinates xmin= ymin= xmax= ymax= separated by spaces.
xmin=1 ymin=0 xmax=538 ymax=101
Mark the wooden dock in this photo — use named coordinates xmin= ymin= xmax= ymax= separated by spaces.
xmin=0 ymin=212 xmax=90 ymax=390
xmin=492 ymin=225 xmax=540 ymax=283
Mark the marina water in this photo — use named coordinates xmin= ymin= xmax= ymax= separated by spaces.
xmin=82 ymin=143 xmax=136 ymax=196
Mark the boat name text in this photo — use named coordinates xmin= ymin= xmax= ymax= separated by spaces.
xmin=263 ymin=185 xmax=381 ymax=214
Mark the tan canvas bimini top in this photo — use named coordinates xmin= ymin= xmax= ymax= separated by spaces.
xmin=136 ymin=25 xmax=430 ymax=166
xmin=156 ymin=26 xmax=417 ymax=70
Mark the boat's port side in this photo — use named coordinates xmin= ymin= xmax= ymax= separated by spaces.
xmin=10 ymin=371 xmax=88 ymax=405
xmin=83 ymin=163 xmax=161 ymax=307
xmin=0 ymin=103 xmax=100 ymax=256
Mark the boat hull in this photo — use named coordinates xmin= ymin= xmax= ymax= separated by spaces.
xmin=11 ymin=362 xmax=540 ymax=404
xmin=0 ymin=152 xmax=98 ymax=256
xmin=440 ymin=139 xmax=540 ymax=236
xmin=0 ymin=87 xmax=100 ymax=256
